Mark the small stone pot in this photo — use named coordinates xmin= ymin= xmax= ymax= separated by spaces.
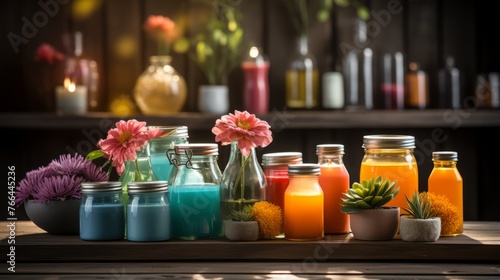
xmin=399 ymin=215 xmax=441 ymax=242
xmin=224 ymin=220 xmax=259 ymax=241
xmin=349 ymin=207 xmax=400 ymax=241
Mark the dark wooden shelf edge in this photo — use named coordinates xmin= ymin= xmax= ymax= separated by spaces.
xmin=1 ymin=109 xmax=499 ymax=130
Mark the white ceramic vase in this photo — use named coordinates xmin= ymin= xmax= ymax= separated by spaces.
xmin=198 ymin=85 xmax=229 ymax=114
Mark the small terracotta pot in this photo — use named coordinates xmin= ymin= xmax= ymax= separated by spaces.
xmin=399 ymin=215 xmax=441 ymax=242
xmin=349 ymin=207 xmax=400 ymax=241
xmin=224 ymin=220 xmax=259 ymax=241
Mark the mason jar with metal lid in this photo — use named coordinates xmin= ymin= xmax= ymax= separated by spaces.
xmin=79 ymin=181 xmax=124 ymax=241
xmin=262 ymin=151 xmax=302 ymax=234
xmin=127 ymin=181 xmax=170 ymax=242
xmin=148 ymin=126 xmax=189 ymax=181
xmin=284 ymin=163 xmax=324 ymax=241
xmin=359 ymin=135 xmax=418 ymax=213
xmin=167 ymin=143 xmax=223 ymax=240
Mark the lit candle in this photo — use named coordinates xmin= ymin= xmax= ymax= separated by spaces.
xmin=242 ymin=46 xmax=270 ymax=114
xmin=56 ymin=78 xmax=88 ymax=115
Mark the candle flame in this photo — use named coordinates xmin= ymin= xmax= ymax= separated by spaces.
xmin=249 ymin=46 xmax=259 ymax=59
xmin=64 ymin=77 xmax=76 ymax=93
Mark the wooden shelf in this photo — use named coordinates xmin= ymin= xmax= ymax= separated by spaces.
xmin=1 ymin=109 xmax=499 ymax=130
xmin=2 ymin=221 xmax=499 ymax=262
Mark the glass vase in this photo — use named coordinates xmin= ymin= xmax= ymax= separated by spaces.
xmin=119 ymin=145 xmax=157 ymax=194
xmin=220 ymin=141 xmax=267 ymax=221
xmin=134 ymin=55 xmax=187 ymax=115
xmin=285 ymin=34 xmax=319 ymax=109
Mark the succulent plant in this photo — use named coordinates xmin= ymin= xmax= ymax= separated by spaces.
xmin=340 ymin=176 xmax=400 ymax=214
xmin=230 ymin=205 xmax=255 ymax=222
xmin=404 ymin=191 xmax=432 ymax=219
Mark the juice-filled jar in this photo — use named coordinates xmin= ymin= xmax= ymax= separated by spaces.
xmin=148 ymin=126 xmax=189 ymax=181
xmin=80 ymin=181 xmax=124 ymax=241
xmin=428 ymin=151 xmax=463 ymax=236
xmin=284 ymin=163 xmax=324 ymax=241
xmin=127 ymin=181 xmax=170 ymax=242
xmin=262 ymin=152 xmax=303 ymax=223
xmin=317 ymin=144 xmax=350 ymax=234
xmin=359 ymin=135 xmax=418 ymax=213
xmin=167 ymin=143 xmax=223 ymax=240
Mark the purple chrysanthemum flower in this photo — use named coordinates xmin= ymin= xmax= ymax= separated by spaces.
xmin=15 ymin=153 xmax=109 ymax=206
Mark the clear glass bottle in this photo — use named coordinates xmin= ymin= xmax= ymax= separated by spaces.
xmin=438 ymin=56 xmax=461 ymax=109
xmin=148 ymin=126 xmax=189 ymax=181
xmin=220 ymin=141 xmax=267 ymax=221
xmin=317 ymin=144 xmax=350 ymax=234
xmin=134 ymin=55 xmax=187 ymax=115
xmin=79 ymin=181 xmax=124 ymax=241
xmin=285 ymin=34 xmax=319 ymax=109
xmin=126 ymin=181 xmax=170 ymax=242
xmin=167 ymin=143 xmax=223 ymax=240
xmin=284 ymin=163 xmax=324 ymax=241
xmin=428 ymin=151 xmax=463 ymax=236
xmin=262 ymin=152 xmax=303 ymax=235
xmin=119 ymin=145 xmax=157 ymax=191
xmin=359 ymin=135 xmax=418 ymax=214
xmin=405 ymin=62 xmax=429 ymax=109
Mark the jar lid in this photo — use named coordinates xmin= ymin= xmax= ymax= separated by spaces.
xmin=149 ymin=126 xmax=189 ymax=139
xmin=262 ymin=152 xmax=303 ymax=166
xmin=316 ymin=144 xmax=345 ymax=156
xmin=127 ymin=181 xmax=168 ymax=194
xmin=81 ymin=181 xmax=122 ymax=193
xmin=362 ymin=135 xmax=415 ymax=149
xmin=288 ymin=163 xmax=320 ymax=175
xmin=432 ymin=151 xmax=458 ymax=161
xmin=174 ymin=143 xmax=218 ymax=156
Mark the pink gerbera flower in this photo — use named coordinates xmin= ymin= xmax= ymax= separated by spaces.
xmin=212 ymin=110 xmax=273 ymax=156
xmin=97 ymin=119 xmax=161 ymax=175
xmin=34 ymin=43 xmax=65 ymax=64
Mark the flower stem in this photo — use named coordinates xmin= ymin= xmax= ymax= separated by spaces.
xmin=134 ymin=159 xmax=142 ymax=181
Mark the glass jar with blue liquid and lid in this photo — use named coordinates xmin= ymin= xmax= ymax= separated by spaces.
xmin=167 ymin=143 xmax=223 ymax=240
xmin=126 ymin=181 xmax=170 ymax=242
xmin=148 ymin=126 xmax=189 ymax=181
xmin=80 ymin=181 xmax=124 ymax=241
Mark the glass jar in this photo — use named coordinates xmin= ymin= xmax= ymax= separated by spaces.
xmin=220 ymin=141 xmax=267 ymax=221
xmin=428 ymin=151 xmax=463 ymax=236
xmin=359 ymin=135 xmax=418 ymax=213
xmin=167 ymin=143 xmax=223 ymax=240
xmin=79 ymin=181 xmax=124 ymax=241
xmin=134 ymin=55 xmax=187 ymax=115
xmin=148 ymin=126 xmax=189 ymax=181
xmin=126 ymin=181 xmax=170 ymax=242
xmin=284 ymin=163 xmax=324 ymax=241
xmin=285 ymin=34 xmax=319 ymax=109
xmin=317 ymin=144 xmax=350 ymax=234
xmin=262 ymin=151 xmax=302 ymax=234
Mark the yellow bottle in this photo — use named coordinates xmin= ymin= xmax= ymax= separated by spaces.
xmin=428 ymin=151 xmax=463 ymax=236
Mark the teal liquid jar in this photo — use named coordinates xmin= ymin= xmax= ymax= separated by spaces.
xmin=148 ymin=126 xmax=189 ymax=181
xmin=168 ymin=143 xmax=223 ymax=240
xmin=126 ymin=181 xmax=170 ymax=242
xmin=80 ymin=181 xmax=124 ymax=241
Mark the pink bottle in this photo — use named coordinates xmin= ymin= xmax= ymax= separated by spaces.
xmin=242 ymin=46 xmax=270 ymax=114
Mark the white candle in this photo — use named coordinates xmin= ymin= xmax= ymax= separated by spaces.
xmin=56 ymin=84 xmax=88 ymax=115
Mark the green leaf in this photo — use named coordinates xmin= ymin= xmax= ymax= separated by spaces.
xmin=317 ymin=9 xmax=330 ymax=22
xmin=172 ymin=37 xmax=189 ymax=54
xmin=357 ymin=7 xmax=370 ymax=21
xmin=355 ymin=200 xmax=372 ymax=209
xmin=334 ymin=0 xmax=349 ymax=7
xmin=85 ymin=150 xmax=104 ymax=161
xmin=340 ymin=205 xmax=363 ymax=214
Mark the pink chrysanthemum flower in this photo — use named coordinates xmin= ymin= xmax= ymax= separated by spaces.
xmin=212 ymin=110 xmax=273 ymax=156
xmin=97 ymin=119 xmax=163 ymax=175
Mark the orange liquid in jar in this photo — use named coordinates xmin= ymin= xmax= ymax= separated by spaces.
xmin=360 ymin=161 xmax=418 ymax=213
xmin=319 ymin=165 xmax=350 ymax=234
xmin=428 ymin=165 xmax=463 ymax=235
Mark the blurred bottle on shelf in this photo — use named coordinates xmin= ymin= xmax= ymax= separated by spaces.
xmin=405 ymin=62 xmax=429 ymax=109
xmin=380 ymin=52 xmax=405 ymax=110
xmin=475 ymin=72 xmax=500 ymax=108
xmin=438 ymin=56 xmax=461 ymax=109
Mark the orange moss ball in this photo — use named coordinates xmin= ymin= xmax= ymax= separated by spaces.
xmin=252 ymin=201 xmax=282 ymax=239
xmin=425 ymin=191 xmax=461 ymax=236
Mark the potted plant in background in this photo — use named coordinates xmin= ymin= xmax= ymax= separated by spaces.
xmin=15 ymin=153 xmax=108 ymax=235
xmin=340 ymin=176 xmax=400 ymax=241
xmin=225 ymin=205 xmax=259 ymax=241
xmin=399 ymin=191 xmax=441 ymax=242
xmin=188 ymin=0 xmax=245 ymax=114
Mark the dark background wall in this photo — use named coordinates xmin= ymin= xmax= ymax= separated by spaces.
xmin=1 ymin=0 xmax=499 ymax=221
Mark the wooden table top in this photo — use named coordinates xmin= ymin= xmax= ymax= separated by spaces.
xmin=2 ymin=221 xmax=499 ymax=279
